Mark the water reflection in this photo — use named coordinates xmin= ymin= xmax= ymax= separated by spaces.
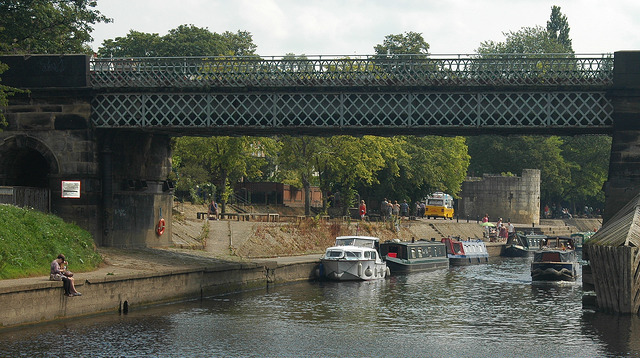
xmin=1 ymin=257 xmax=639 ymax=357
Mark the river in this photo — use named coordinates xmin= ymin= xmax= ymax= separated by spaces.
xmin=1 ymin=257 xmax=639 ymax=357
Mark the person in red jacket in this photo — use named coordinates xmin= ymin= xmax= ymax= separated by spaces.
xmin=359 ymin=200 xmax=367 ymax=220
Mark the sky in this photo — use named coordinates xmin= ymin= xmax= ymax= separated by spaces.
xmin=88 ymin=0 xmax=640 ymax=56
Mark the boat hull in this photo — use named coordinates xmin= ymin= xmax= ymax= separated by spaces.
xmin=320 ymin=259 xmax=388 ymax=281
xmin=385 ymin=258 xmax=449 ymax=273
xmin=531 ymin=262 xmax=578 ymax=281
xmin=448 ymin=255 xmax=489 ymax=266
xmin=502 ymin=245 xmax=533 ymax=257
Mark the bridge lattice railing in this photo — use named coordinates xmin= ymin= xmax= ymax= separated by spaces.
xmin=90 ymin=54 xmax=614 ymax=89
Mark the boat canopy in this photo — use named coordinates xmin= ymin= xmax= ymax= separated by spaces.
xmin=533 ymin=250 xmax=576 ymax=263
xmin=335 ymin=236 xmax=379 ymax=248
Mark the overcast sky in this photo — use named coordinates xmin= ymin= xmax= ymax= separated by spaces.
xmin=89 ymin=0 xmax=640 ymax=56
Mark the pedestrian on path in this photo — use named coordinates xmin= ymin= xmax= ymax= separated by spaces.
xmin=359 ymin=200 xmax=367 ymax=220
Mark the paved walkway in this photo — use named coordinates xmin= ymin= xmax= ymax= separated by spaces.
xmin=0 ymin=245 xmax=320 ymax=294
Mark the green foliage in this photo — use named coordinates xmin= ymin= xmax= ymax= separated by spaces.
xmin=0 ymin=0 xmax=112 ymax=54
xmin=98 ymin=26 xmax=256 ymax=57
xmin=560 ymin=135 xmax=611 ymax=206
xmin=0 ymin=61 xmax=13 ymax=128
xmin=469 ymin=6 xmax=606 ymax=209
xmin=477 ymin=25 xmax=571 ymax=55
xmin=374 ymin=31 xmax=430 ymax=55
xmin=357 ymin=136 xmax=469 ymax=203
xmin=98 ymin=31 xmax=163 ymax=57
xmin=172 ymin=136 xmax=277 ymax=203
xmin=547 ymin=6 xmax=573 ymax=51
xmin=0 ymin=204 xmax=102 ymax=279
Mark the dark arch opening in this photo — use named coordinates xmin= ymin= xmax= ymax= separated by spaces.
xmin=0 ymin=147 xmax=50 ymax=187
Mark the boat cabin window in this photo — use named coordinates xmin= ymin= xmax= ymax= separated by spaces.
xmin=364 ymin=251 xmax=377 ymax=260
xmin=326 ymin=250 xmax=343 ymax=258
xmin=453 ymin=243 xmax=463 ymax=254
xmin=344 ymin=251 xmax=361 ymax=259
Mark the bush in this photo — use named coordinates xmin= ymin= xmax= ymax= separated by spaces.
xmin=0 ymin=204 xmax=102 ymax=279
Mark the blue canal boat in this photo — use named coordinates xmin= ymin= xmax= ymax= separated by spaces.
xmin=441 ymin=237 xmax=489 ymax=265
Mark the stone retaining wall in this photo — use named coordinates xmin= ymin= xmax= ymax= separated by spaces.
xmin=0 ymin=261 xmax=319 ymax=329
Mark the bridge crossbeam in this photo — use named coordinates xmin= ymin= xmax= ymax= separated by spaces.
xmin=92 ymin=90 xmax=613 ymax=135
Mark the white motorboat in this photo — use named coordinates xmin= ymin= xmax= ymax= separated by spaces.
xmin=319 ymin=236 xmax=390 ymax=281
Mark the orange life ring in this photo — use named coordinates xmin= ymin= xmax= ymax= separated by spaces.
xmin=156 ymin=218 xmax=166 ymax=236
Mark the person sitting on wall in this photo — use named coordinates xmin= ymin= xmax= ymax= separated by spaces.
xmin=50 ymin=254 xmax=81 ymax=297
xmin=208 ymin=200 xmax=219 ymax=220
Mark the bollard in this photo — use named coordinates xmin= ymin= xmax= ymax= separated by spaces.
xmin=456 ymin=215 xmax=459 ymax=223
xmin=466 ymin=215 xmax=469 ymax=223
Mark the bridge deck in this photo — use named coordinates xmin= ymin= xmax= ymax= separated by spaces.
xmin=89 ymin=54 xmax=614 ymax=135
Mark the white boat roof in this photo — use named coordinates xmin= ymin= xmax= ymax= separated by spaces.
xmin=325 ymin=245 xmax=378 ymax=252
xmin=334 ymin=236 xmax=380 ymax=249
xmin=335 ymin=236 xmax=380 ymax=242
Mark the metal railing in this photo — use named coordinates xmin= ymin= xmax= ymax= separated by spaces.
xmin=90 ymin=53 xmax=614 ymax=89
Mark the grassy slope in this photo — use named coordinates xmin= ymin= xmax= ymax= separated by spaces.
xmin=0 ymin=204 xmax=102 ymax=279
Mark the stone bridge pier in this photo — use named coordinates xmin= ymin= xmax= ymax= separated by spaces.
xmin=0 ymin=55 xmax=173 ymax=247
xmin=604 ymin=51 xmax=640 ymax=223
xmin=98 ymin=130 xmax=173 ymax=247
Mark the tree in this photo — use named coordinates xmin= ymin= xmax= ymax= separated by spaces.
xmin=374 ymin=32 xmax=430 ymax=56
xmin=0 ymin=0 xmax=112 ymax=54
xmin=0 ymin=62 xmax=13 ymax=128
xmin=277 ymin=136 xmax=322 ymax=215
xmin=560 ymin=135 xmax=611 ymax=212
xmin=172 ymin=136 xmax=277 ymax=207
xmin=469 ymin=6 xmax=608 ymax=210
xmin=467 ymin=135 xmax=573 ymax=204
xmin=356 ymin=136 xmax=469 ymax=208
xmin=476 ymin=25 xmax=571 ymax=55
xmin=546 ymin=5 xmax=573 ymax=51
xmin=98 ymin=31 xmax=162 ymax=57
xmin=97 ymin=26 xmax=257 ymax=57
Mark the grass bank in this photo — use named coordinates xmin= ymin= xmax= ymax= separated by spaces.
xmin=0 ymin=204 xmax=102 ymax=279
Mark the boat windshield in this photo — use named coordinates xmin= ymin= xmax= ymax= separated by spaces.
xmin=335 ymin=237 xmax=376 ymax=248
xmin=325 ymin=250 xmax=343 ymax=258
xmin=324 ymin=250 xmax=362 ymax=259
xmin=344 ymin=251 xmax=362 ymax=259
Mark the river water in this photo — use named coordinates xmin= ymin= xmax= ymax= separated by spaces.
xmin=2 ymin=257 xmax=640 ymax=357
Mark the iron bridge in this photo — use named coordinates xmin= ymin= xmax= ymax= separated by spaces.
xmin=90 ymin=54 xmax=614 ymax=136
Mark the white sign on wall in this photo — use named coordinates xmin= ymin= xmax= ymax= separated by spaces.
xmin=61 ymin=180 xmax=81 ymax=198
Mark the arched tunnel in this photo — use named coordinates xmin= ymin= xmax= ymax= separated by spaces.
xmin=0 ymin=146 xmax=50 ymax=187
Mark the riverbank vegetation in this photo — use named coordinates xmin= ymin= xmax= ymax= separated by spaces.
xmin=0 ymin=204 xmax=102 ymax=279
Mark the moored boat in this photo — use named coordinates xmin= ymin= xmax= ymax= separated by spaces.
xmin=441 ymin=237 xmax=489 ymax=265
xmin=570 ymin=231 xmax=595 ymax=255
xmin=502 ymin=233 xmax=547 ymax=257
xmin=319 ymin=236 xmax=389 ymax=281
xmin=379 ymin=239 xmax=449 ymax=274
xmin=531 ymin=236 xmax=578 ymax=282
